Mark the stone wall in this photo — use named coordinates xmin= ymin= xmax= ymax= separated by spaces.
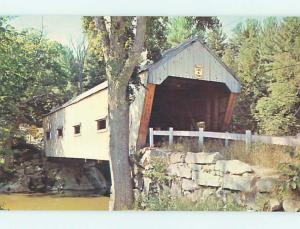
xmin=133 ymin=148 xmax=300 ymax=212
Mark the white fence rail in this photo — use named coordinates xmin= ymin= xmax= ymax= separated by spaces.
xmin=149 ymin=127 xmax=300 ymax=150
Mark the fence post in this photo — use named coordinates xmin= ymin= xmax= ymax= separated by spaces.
xmin=198 ymin=128 xmax=204 ymax=151
xmin=169 ymin=127 xmax=174 ymax=146
xmin=225 ymin=132 xmax=229 ymax=147
xmin=149 ymin=128 xmax=154 ymax=147
xmin=245 ymin=130 xmax=252 ymax=152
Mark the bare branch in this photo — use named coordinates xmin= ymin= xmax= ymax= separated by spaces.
xmin=94 ymin=16 xmax=111 ymax=62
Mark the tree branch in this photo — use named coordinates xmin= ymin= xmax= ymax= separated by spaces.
xmin=94 ymin=16 xmax=111 ymax=62
xmin=119 ymin=16 xmax=147 ymax=83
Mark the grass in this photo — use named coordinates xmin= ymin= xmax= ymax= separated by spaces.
xmin=139 ymin=191 xmax=246 ymax=211
xmin=156 ymin=137 xmax=300 ymax=170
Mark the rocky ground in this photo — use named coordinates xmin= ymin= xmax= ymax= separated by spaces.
xmin=133 ymin=147 xmax=300 ymax=212
xmin=0 ymin=149 xmax=110 ymax=196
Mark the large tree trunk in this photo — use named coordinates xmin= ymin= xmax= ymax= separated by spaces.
xmin=94 ymin=16 xmax=147 ymax=210
xmin=108 ymin=80 xmax=133 ymax=210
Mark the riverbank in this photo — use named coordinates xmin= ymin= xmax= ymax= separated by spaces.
xmin=0 ymin=193 xmax=109 ymax=210
xmin=0 ymin=145 xmax=111 ymax=196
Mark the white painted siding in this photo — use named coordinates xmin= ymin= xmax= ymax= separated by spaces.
xmin=148 ymin=41 xmax=241 ymax=93
xmin=43 ymin=87 xmax=109 ymax=160
xmin=129 ymin=72 xmax=148 ymax=153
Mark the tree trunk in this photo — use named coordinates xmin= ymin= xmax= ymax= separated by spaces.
xmin=108 ymin=80 xmax=133 ymax=210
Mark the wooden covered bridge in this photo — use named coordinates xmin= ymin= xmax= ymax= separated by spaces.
xmin=44 ymin=37 xmax=241 ymax=160
xmin=130 ymin=37 xmax=241 ymax=150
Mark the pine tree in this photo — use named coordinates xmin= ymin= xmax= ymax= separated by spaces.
xmin=206 ymin=21 xmax=227 ymax=58
xmin=254 ymin=17 xmax=300 ymax=135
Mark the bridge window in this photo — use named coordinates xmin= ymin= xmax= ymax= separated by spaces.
xmin=97 ymin=118 xmax=107 ymax=131
xmin=74 ymin=125 xmax=81 ymax=135
xmin=57 ymin=128 xmax=63 ymax=137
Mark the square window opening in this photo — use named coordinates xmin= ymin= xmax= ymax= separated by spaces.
xmin=57 ymin=128 xmax=63 ymax=137
xmin=97 ymin=119 xmax=106 ymax=131
xmin=74 ymin=125 xmax=81 ymax=135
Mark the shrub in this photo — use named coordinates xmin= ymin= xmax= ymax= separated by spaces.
xmin=277 ymin=163 xmax=300 ymax=198
xmin=140 ymin=190 xmax=246 ymax=211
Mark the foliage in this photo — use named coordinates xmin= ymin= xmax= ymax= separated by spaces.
xmin=144 ymin=158 xmax=172 ymax=186
xmin=0 ymin=17 xmax=76 ymax=167
xmin=278 ymin=163 xmax=300 ymax=196
xmin=167 ymin=17 xmax=219 ymax=47
xmin=139 ymin=190 xmax=246 ymax=211
xmin=206 ymin=20 xmax=227 ymax=58
xmin=0 ymin=17 xmax=74 ymax=126
xmin=227 ymin=17 xmax=300 ymax=135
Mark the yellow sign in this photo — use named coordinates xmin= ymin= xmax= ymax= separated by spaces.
xmin=194 ymin=65 xmax=203 ymax=78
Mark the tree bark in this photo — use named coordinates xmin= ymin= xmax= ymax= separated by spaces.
xmin=94 ymin=16 xmax=147 ymax=210
xmin=107 ymin=81 xmax=133 ymax=210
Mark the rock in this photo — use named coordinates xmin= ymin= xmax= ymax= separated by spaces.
xmin=191 ymin=164 xmax=215 ymax=172
xmin=16 ymin=168 xmax=25 ymax=175
xmin=29 ymin=177 xmax=46 ymax=191
xmin=223 ymin=174 xmax=253 ymax=192
xmin=84 ymin=166 xmax=108 ymax=194
xmin=202 ymin=188 xmax=215 ymax=200
xmin=215 ymin=160 xmax=252 ymax=175
xmin=283 ymin=199 xmax=300 ymax=212
xmin=216 ymin=188 xmax=229 ymax=202
xmin=0 ymin=180 xmax=30 ymax=193
xmin=134 ymin=173 xmax=144 ymax=191
xmin=269 ymin=199 xmax=282 ymax=211
xmin=170 ymin=179 xmax=182 ymax=197
xmin=169 ymin=152 xmax=185 ymax=164
xmin=140 ymin=149 xmax=168 ymax=167
xmin=143 ymin=177 xmax=152 ymax=193
xmin=190 ymin=164 xmax=203 ymax=171
xmin=185 ymin=152 xmax=223 ymax=164
xmin=192 ymin=171 xmax=221 ymax=187
xmin=56 ymin=167 xmax=94 ymax=191
xmin=256 ymin=177 xmax=275 ymax=193
xmin=182 ymin=178 xmax=199 ymax=191
xmin=23 ymin=161 xmax=31 ymax=167
xmin=133 ymin=189 xmax=141 ymax=201
xmin=31 ymin=159 xmax=42 ymax=166
xmin=24 ymin=166 xmax=35 ymax=175
xmin=251 ymin=166 xmax=279 ymax=178
xmin=167 ymin=163 xmax=191 ymax=178
xmin=187 ymin=189 xmax=202 ymax=202
xmin=34 ymin=165 xmax=43 ymax=172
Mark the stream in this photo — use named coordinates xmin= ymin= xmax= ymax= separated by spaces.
xmin=0 ymin=194 xmax=109 ymax=210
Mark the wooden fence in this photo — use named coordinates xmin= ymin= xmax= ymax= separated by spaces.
xmin=149 ymin=127 xmax=300 ymax=150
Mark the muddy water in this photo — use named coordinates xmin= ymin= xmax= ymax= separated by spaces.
xmin=0 ymin=194 xmax=109 ymax=210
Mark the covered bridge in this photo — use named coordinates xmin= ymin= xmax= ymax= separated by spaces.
xmin=43 ymin=37 xmax=241 ymax=160
xmin=130 ymin=37 xmax=241 ymax=150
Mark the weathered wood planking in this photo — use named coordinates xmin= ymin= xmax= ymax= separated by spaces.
xmin=136 ymin=84 xmax=156 ymax=148
xmin=222 ymin=93 xmax=238 ymax=130
xmin=205 ymin=99 xmax=211 ymax=130
xmin=213 ymin=95 xmax=219 ymax=130
xmin=145 ymin=39 xmax=241 ymax=93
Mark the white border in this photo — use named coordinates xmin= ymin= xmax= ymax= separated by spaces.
xmin=1 ymin=0 xmax=300 ymax=228
xmin=0 ymin=0 xmax=300 ymax=15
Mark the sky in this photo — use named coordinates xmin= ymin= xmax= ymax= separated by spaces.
xmin=10 ymin=16 xmax=266 ymax=48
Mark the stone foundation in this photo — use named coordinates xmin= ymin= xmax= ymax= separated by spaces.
xmin=132 ymin=147 xmax=299 ymax=211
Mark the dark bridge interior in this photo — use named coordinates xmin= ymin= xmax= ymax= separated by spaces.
xmin=149 ymin=77 xmax=231 ymax=131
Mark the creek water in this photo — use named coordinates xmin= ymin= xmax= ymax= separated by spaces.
xmin=0 ymin=194 xmax=109 ymax=210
